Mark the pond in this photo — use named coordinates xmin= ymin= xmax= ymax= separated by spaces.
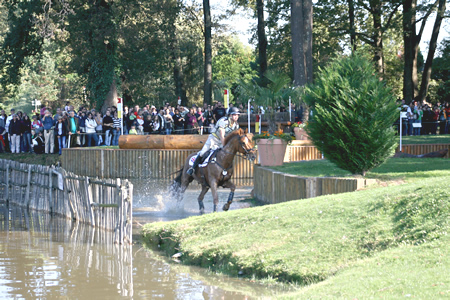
xmin=0 ymin=181 xmax=287 ymax=299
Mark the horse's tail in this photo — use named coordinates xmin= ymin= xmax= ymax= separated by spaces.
xmin=173 ymin=167 xmax=183 ymax=185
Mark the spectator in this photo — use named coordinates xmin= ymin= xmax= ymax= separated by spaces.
xmin=102 ymin=110 xmax=114 ymax=145
xmin=85 ymin=112 xmax=99 ymax=147
xmin=213 ymin=102 xmax=226 ymax=122
xmin=186 ymin=108 xmax=198 ymax=134
xmin=164 ymin=108 xmax=174 ymax=135
xmin=8 ymin=114 xmax=22 ymax=153
xmin=0 ymin=125 xmax=6 ymax=153
xmin=173 ymin=109 xmax=185 ymax=134
xmin=67 ymin=110 xmax=80 ymax=148
xmin=112 ymin=111 xmax=121 ymax=145
xmin=78 ymin=111 xmax=87 ymax=146
xmin=54 ymin=115 xmax=68 ymax=155
xmin=94 ymin=111 xmax=103 ymax=145
xmin=196 ymin=107 xmax=204 ymax=134
xmin=143 ymin=114 xmax=153 ymax=134
xmin=31 ymin=115 xmax=43 ymax=133
xmin=32 ymin=131 xmax=45 ymax=154
xmin=21 ymin=114 xmax=32 ymax=153
xmin=42 ymin=110 xmax=55 ymax=154
xmin=129 ymin=125 xmax=137 ymax=135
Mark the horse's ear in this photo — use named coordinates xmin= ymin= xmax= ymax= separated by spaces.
xmin=238 ymin=128 xmax=244 ymax=135
xmin=244 ymin=128 xmax=248 ymax=134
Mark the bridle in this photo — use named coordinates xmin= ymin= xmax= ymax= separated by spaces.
xmin=220 ymin=134 xmax=256 ymax=160
xmin=237 ymin=135 xmax=256 ymax=160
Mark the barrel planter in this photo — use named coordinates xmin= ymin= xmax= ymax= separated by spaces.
xmin=256 ymin=138 xmax=288 ymax=166
xmin=119 ymin=134 xmax=208 ymax=149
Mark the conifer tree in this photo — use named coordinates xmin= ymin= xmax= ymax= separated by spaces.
xmin=304 ymin=54 xmax=398 ymax=176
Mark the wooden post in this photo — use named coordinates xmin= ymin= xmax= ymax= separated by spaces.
xmin=5 ymin=163 xmax=10 ymax=202
xmin=49 ymin=168 xmax=53 ymax=214
xmin=25 ymin=165 xmax=31 ymax=207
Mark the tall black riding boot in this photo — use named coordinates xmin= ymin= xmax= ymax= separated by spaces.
xmin=187 ymin=154 xmax=202 ymax=175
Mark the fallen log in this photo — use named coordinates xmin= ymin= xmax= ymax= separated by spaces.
xmin=393 ymin=148 xmax=448 ymax=158
xmin=119 ymin=134 xmax=208 ymax=149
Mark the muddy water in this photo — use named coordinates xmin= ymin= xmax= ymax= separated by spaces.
xmin=0 ymin=181 xmax=288 ymax=299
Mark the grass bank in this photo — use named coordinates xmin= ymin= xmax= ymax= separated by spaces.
xmin=400 ymin=135 xmax=450 ymax=145
xmin=270 ymin=157 xmax=450 ymax=182
xmin=142 ymin=165 xmax=449 ymax=298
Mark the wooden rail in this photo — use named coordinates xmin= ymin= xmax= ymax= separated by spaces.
xmin=396 ymin=143 xmax=450 ymax=158
xmin=253 ymin=165 xmax=376 ymax=204
xmin=0 ymin=159 xmax=133 ymax=244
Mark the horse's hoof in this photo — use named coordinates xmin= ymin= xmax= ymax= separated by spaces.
xmin=223 ymin=203 xmax=229 ymax=211
xmin=199 ymin=208 xmax=205 ymax=215
xmin=213 ymin=205 xmax=217 ymax=212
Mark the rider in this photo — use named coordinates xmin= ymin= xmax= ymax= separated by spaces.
xmin=186 ymin=106 xmax=241 ymax=175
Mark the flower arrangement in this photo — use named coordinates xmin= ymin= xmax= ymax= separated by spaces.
xmin=291 ymin=121 xmax=306 ymax=129
xmin=253 ymin=130 xmax=293 ymax=144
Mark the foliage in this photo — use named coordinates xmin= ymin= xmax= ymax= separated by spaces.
xmin=431 ymin=38 xmax=450 ymax=103
xmin=212 ymin=35 xmax=257 ymax=104
xmin=304 ymin=54 xmax=398 ymax=176
xmin=252 ymin=130 xmax=293 ymax=144
xmin=0 ymin=0 xmax=44 ymax=95
xmin=238 ymin=71 xmax=299 ymax=134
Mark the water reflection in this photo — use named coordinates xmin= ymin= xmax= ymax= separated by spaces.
xmin=0 ymin=203 xmax=286 ymax=299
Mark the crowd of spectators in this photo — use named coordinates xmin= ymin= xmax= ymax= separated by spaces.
xmin=396 ymin=100 xmax=450 ymax=136
xmin=0 ymin=101 xmax=262 ymax=154
xmin=1 ymin=99 xmax=448 ymax=154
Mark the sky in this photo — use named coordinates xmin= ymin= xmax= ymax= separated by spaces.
xmin=210 ymin=0 xmax=449 ymax=59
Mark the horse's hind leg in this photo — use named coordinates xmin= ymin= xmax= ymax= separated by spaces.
xmin=197 ymin=186 xmax=209 ymax=214
xmin=222 ymin=181 xmax=236 ymax=211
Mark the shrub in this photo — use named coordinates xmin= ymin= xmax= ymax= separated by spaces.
xmin=304 ymin=54 xmax=398 ymax=176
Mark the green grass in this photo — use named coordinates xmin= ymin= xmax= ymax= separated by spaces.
xmin=400 ymin=135 xmax=450 ymax=145
xmin=0 ymin=152 xmax=61 ymax=166
xmin=270 ymin=158 xmax=450 ymax=182
xmin=142 ymin=169 xmax=450 ymax=298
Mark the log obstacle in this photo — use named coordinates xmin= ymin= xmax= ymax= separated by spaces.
xmin=119 ymin=134 xmax=208 ymax=149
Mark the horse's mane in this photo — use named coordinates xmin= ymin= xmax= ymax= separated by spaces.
xmin=223 ymin=128 xmax=244 ymax=145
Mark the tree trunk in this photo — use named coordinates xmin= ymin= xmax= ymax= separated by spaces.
xmin=101 ymin=80 xmax=118 ymax=113
xmin=371 ymin=0 xmax=384 ymax=75
xmin=203 ymin=0 xmax=212 ymax=105
xmin=291 ymin=0 xmax=306 ymax=87
xmin=402 ymin=0 xmax=416 ymax=103
xmin=303 ymin=0 xmax=313 ymax=84
xmin=257 ymin=0 xmax=268 ymax=86
xmin=418 ymin=0 xmax=446 ymax=103
xmin=348 ymin=0 xmax=356 ymax=52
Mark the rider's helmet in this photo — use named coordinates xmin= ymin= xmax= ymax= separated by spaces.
xmin=227 ymin=106 xmax=241 ymax=116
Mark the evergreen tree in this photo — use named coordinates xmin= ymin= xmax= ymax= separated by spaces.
xmin=304 ymin=54 xmax=398 ymax=176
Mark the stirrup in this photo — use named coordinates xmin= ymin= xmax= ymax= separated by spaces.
xmin=186 ymin=167 xmax=194 ymax=175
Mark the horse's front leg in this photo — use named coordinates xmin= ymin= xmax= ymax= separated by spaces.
xmin=221 ymin=181 xmax=236 ymax=211
xmin=197 ymin=185 xmax=209 ymax=214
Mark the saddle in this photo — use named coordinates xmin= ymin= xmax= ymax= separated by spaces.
xmin=189 ymin=149 xmax=219 ymax=168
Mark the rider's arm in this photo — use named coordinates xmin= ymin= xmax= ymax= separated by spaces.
xmin=217 ymin=127 xmax=226 ymax=146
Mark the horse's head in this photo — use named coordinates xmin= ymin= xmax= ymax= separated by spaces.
xmin=238 ymin=131 xmax=256 ymax=161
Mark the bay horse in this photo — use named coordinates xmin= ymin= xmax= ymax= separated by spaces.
xmin=171 ymin=129 xmax=256 ymax=213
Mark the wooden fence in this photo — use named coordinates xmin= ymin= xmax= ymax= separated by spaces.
xmin=253 ymin=165 xmax=376 ymax=204
xmin=0 ymin=159 xmax=133 ymax=244
xmin=61 ymin=144 xmax=323 ymax=182
xmin=397 ymin=143 xmax=450 ymax=158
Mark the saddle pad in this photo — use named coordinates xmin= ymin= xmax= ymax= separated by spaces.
xmin=189 ymin=151 xmax=215 ymax=168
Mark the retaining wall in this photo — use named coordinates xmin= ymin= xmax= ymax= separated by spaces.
xmin=253 ymin=165 xmax=376 ymax=204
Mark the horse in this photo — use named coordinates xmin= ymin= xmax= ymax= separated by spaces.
xmin=170 ymin=129 xmax=256 ymax=213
